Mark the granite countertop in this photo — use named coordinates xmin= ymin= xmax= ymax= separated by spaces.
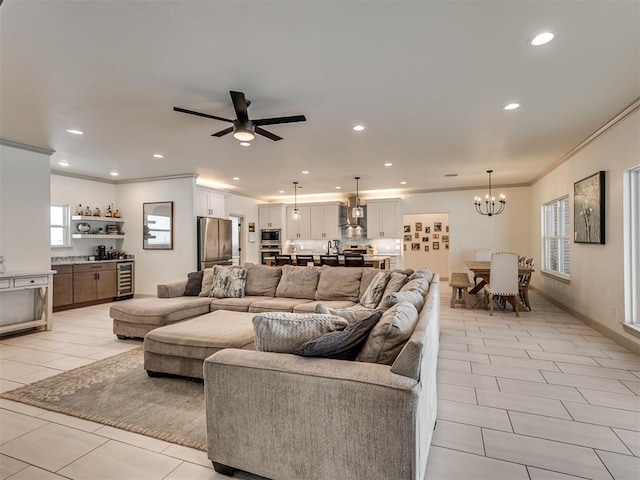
xmin=51 ymin=256 xmax=134 ymax=265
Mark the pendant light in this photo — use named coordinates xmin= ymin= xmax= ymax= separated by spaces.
xmin=474 ymin=170 xmax=506 ymax=217
xmin=291 ymin=181 xmax=300 ymax=220
xmin=352 ymin=176 xmax=364 ymax=218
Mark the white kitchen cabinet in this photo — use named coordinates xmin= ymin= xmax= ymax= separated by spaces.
xmin=196 ymin=188 xmax=228 ymax=218
xmin=366 ymin=199 xmax=402 ymax=238
xmin=286 ymin=206 xmax=311 ymax=239
xmin=310 ymin=203 xmax=341 ymax=240
xmin=259 ymin=204 xmax=286 ymax=230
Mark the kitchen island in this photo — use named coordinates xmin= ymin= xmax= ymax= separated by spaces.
xmin=266 ymin=254 xmax=392 ymax=270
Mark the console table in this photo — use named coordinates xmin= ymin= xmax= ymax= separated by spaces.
xmin=0 ymin=270 xmax=55 ymax=335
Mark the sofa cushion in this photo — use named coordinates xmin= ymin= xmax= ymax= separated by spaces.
xmin=408 ymin=267 xmax=434 ymax=284
xmin=248 ymin=297 xmax=314 ymax=313
xmin=316 ymin=303 xmax=376 ymax=324
xmin=377 ymin=272 xmax=409 ymax=310
xmin=275 ymin=265 xmax=320 ymax=300
xmin=184 ymin=271 xmax=203 ymax=296
xmin=109 ymin=297 xmax=212 ymax=326
xmin=293 ymin=311 xmax=383 ymax=360
xmin=357 ymin=302 xmax=419 ymax=365
xmin=359 ymin=268 xmax=382 ymax=297
xmin=389 ymin=289 xmax=426 ymax=312
xmin=293 ymin=300 xmax=356 ymax=313
xmin=210 ymin=296 xmax=274 ymax=312
xmin=359 ymin=271 xmax=391 ymax=308
xmin=244 ymin=263 xmax=282 ymax=297
xmin=210 ymin=265 xmax=247 ymax=298
xmin=252 ymin=312 xmax=348 ymax=353
xmin=314 ymin=266 xmax=362 ymax=303
xmin=400 ymin=276 xmax=430 ymax=296
xmin=199 ymin=267 xmax=214 ymax=297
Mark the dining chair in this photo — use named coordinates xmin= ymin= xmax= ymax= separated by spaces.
xmin=319 ymin=255 xmax=340 ymax=266
xmin=484 ymin=252 xmax=520 ymax=317
xmin=343 ymin=255 xmax=365 ymax=267
xmin=295 ymin=254 xmax=315 ymax=266
xmin=274 ymin=255 xmax=293 ymax=266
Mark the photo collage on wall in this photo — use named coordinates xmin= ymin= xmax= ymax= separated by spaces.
xmin=403 ymin=222 xmax=449 ymax=251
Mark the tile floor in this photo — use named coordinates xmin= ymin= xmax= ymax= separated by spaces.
xmin=0 ymin=285 xmax=638 ymax=479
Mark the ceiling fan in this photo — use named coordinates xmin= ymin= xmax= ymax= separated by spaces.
xmin=173 ymin=91 xmax=306 ymax=142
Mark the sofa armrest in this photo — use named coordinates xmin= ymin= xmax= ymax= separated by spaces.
xmin=204 ymin=350 xmax=430 ymax=480
xmin=157 ymin=280 xmax=187 ymax=298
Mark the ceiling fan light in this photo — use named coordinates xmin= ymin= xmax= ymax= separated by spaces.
xmin=233 ymin=130 xmax=255 ymax=142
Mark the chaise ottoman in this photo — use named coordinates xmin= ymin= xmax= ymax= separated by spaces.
xmin=143 ymin=310 xmax=256 ymax=379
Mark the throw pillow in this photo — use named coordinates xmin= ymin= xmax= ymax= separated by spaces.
xmin=198 ymin=267 xmax=215 ymax=297
xmin=209 ymin=265 xmax=247 ymax=298
xmin=293 ymin=311 xmax=383 ymax=360
xmin=252 ymin=312 xmax=348 ymax=353
xmin=377 ymin=272 xmax=408 ymax=310
xmin=359 ymin=271 xmax=391 ymax=309
xmin=184 ymin=271 xmax=204 ymax=296
xmin=356 ymin=302 xmax=419 ymax=365
xmin=389 ymin=289 xmax=425 ymax=312
xmin=315 ymin=303 xmax=375 ymax=324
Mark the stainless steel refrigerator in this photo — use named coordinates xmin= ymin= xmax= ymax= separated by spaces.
xmin=197 ymin=217 xmax=233 ymax=270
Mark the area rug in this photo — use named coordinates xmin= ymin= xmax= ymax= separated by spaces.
xmin=0 ymin=347 xmax=207 ymax=451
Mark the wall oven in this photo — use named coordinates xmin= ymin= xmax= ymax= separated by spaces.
xmin=260 ymin=246 xmax=282 ymax=265
xmin=260 ymin=229 xmax=281 ymax=245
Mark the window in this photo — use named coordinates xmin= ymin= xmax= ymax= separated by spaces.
xmin=542 ymin=196 xmax=570 ymax=279
xmin=624 ymin=165 xmax=640 ymax=327
xmin=50 ymin=204 xmax=70 ymax=247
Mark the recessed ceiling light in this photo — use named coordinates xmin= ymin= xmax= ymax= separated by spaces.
xmin=278 ymin=190 xmax=285 ymax=194
xmin=529 ymin=31 xmax=555 ymax=46
xmin=352 ymin=125 xmax=365 ymax=132
xmin=57 ymin=160 xmax=70 ymax=167
xmin=153 ymin=153 xmax=164 ymax=159
xmin=233 ymin=177 xmax=240 ymax=181
xmin=240 ymin=142 xmax=251 ymax=147
xmin=504 ymin=103 xmax=520 ymax=111
xmin=302 ymin=170 xmax=309 ymax=174
xmin=400 ymin=181 xmax=407 ymax=185
xmin=335 ymin=186 xmax=342 ymax=190
xmin=66 ymin=129 xmax=84 ymax=135
xmin=384 ymin=163 xmax=393 ymax=167
xmin=110 ymin=171 xmax=119 ymax=176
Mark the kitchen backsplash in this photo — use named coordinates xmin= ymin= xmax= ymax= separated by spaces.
xmin=285 ymin=237 xmax=401 ymax=255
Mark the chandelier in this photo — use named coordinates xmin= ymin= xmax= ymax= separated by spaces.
xmin=474 ymin=170 xmax=506 ymax=217
xmin=352 ymin=176 xmax=364 ymax=219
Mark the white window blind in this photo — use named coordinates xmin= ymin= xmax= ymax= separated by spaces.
xmin=542 ymin=196 xmax=570 ymax=277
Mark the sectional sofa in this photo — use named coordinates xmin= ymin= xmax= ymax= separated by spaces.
xmin=109 ymin=263 xmax=440 ymax=480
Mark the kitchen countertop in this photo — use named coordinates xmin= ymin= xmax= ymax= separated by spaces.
xmin=51 ymin=257 xmax=134 ymax=265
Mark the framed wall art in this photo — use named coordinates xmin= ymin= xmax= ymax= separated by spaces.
xmin=574 ymin=171 xmax=605 ymax=244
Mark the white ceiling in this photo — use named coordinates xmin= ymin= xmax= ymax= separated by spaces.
xmin=1 ymin=1 xmax=638 ymax=202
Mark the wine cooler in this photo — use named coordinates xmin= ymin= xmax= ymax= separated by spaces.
xmin=116 ymin=262 xmax=135 ymax=299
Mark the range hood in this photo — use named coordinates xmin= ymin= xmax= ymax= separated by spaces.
xmin=340 ymin=196 xmax=367 ymax=235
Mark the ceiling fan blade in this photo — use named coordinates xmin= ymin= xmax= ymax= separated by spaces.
xmin=211 ymin=126 xmax=234 ymax=137
xmin=255 ymin=126 xmax=283 ymax=141
xmin=230 ymin=91 xmax=249 ymax=122
xmin=173 ymin=107 xmax=232 ymax=123
xmin=253 ymin=115 xmax=307 ymax=126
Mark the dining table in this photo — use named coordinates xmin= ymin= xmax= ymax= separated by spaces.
xmin=465 ymin=260 xmax=534 ymax=294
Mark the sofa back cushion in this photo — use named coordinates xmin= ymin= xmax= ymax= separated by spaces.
xmin=389 ymin=289 xmax=426 ymax=312
xmin=199 ymin=267 xmax=214 ymax=297
xmin=245 ymin=263 xmax=282 ymax=297
xmin=315 ymin=266 xmax=363 ymax=302
xmin=315 ymin=303 xmax=375 ymax=324
xmin=252 ymin=312 xmax=348 ymax=353
xmin=276 ymin=265 xmax=320 ymax=300
xmin=400 ymin=276 xmax=430 ymax=296
xmin=359 ymin=271 xmax=391 ymax=308
xmin=377 ymin=272 xmax=409 ymax=310
xmin=359 ymin=268 xmax=382 ymax=298
xmin=210 ymin=266 xmax=247 ymax=298
xmin=356 ymin=302 xmax=419 ymax=365
xmin=408 ymin=267 xmax=434 ymax=284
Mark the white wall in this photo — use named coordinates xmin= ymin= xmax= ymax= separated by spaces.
xmin=117 ymin=177 xmax=197 ymax=295
xmin=530 ymin=109 xmax=640 ymax=348
xmin=227 ymin=194 xmax=260 ymax=265
xmin=0 ymin=143 xmax=51 ymax=323
xmin=51 ymin=174 xmax=118 ymax=257
xmin=401 ymin=186 xmax=532 ymax=276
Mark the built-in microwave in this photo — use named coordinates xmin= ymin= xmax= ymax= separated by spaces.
xmin=260 ymin=229 xmax=281 ymax=245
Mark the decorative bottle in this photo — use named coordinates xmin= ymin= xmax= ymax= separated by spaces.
xmin=76 ymin=204 xmax=83 ymax=215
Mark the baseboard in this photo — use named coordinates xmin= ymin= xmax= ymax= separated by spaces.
xmin=530 ymin=286 xmax=640 ymax=355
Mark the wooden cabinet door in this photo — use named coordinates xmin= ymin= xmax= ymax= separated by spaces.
xmin=53 ymin=273 xmax=73 ymax=307
xmin=73 ymin=271 xmax=97 ymax=303
xmin=96 ymin=269 xmax=117 ymax=300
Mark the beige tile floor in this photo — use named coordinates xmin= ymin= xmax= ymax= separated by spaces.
xmin=0 ymin=285 xmax=638 ymax=479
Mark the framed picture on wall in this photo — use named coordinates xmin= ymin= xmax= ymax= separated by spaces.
xmin=574 ymin=171 xmax=605 ymax=244
xmin=446 ymin=225 xmax=449 ymax=232
xmin=433 ymin=241 xmax=440 ymax=250
xmin=434 ymin=222 xmax=442 ymax=232
xmin=422 ymin=236 xmax=429 ymax=242
xmin=442 ymin=235 xmax=449 ymax=242
xmin=433 ymin=233 xmax=439 ymax=239
xmin=445 ymin=243 xmax=449 ymax=249
xmin=424 ymin=245 xmax=429 ymax=252
xmin=404 ymin=234 xmax=411 ymax=241
xmin=415 ymin=222 xmax=423 ymax=232
xmin=414 ymin=232 xmax=419 ymax=238
xmin=425 ymin=226 xmax=430 ymax=233
xmin=404 ymin=225 xmax=411 ymax=233
xmin=411 ymin=243 xmax=421 ymax=251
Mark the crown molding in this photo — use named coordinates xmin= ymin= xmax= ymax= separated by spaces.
xmin=0 ymin=138 xmax=55 ymax=156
